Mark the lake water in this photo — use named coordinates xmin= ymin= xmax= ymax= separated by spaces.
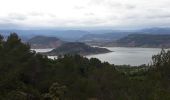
xmin=31 ymin=48 xmax=54 ymax=53
xmin=31 ymin=48 xmax=58 ymax=59
xmin=87 ymin=47 xmax=164 ymax=66
xmin=32 ymin=47 xmax=165 ymax=66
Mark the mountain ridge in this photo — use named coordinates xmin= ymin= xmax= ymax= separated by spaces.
xmin=28 ymin=36 xmax=64 ymax=49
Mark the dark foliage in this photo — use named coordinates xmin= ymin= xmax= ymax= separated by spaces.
xmin=0 ymin=33 xmax=170 ymax=100
xmin=46 ymin=42 xmax=111 ymax=56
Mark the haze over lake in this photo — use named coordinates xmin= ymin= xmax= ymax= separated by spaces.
xmin=32 ymin=47 xmax=165 ymax=66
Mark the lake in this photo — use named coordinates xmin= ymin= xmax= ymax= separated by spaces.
xmin=87 ymin=47 xmax=164 ymax=66
xmin=32 ymin=47 xmax=165 ymax=66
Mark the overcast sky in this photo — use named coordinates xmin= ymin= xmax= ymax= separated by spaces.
xmin=0 ymin=0 xmax=170 ymax=29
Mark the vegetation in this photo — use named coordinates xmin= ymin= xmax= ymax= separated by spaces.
xmin=45 ymin=42 xmax=111 ymax=56
xmin=1 ymin=33 xmax=170 ymax=100
xmin=28 ymin=36 xmax=63 ymax=49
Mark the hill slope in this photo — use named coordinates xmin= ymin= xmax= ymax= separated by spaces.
xmin=1 ymin=33 xmax=170 ymax=99
xmin=45 ymin=42 xmax=111 ymax=56
xmin=115 ymin=34 xmax=170 ymax=48
xmin=79 ymin=32 xmax=129 ymax=42
xmin=28 ymin=36 xmax=64 ymax=49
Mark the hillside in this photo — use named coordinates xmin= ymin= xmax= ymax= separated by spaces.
xmin=79 ymin=32 xmax=130 ymax=46
xmin=115 ymin=34 xmax=170 ymax=48
xmin=1 ymin=33 xmax=170 ymax=100
xmin=45 ymin=42 xmax=111 ymax=56
xmin=140 ymin=27 xmax=170 ymax=34
xmin=79 ymin=32 xmax=129 ymax=42
xmin=28 ymin=36 xmax=64 ymax=49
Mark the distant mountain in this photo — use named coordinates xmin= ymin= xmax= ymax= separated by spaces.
xmin=55 ymin=30 xmax=91 ymax=41
xmin=1 ymin=27 xmax=170 ymax=43
xmin=79 ymin=32 xmax=130 ymax=46
xmin=78 ymin=28 xmax=170 ymax=47
xmin=45 ymin=42 xmax=111 ymax=56
xmin=28 ymin=36 xmax=64 ymax=49
xmin=80 ymin=31 xmax=131 ymax=41
xmin=0 ymin=30 xmax=34 ymax=41
xmin=140 ymin=27 xmax=170 ymax=34
xmin=80 ymin=28 xmax=170 ymax=41
xmin=114 ymin=34 xmax=170 ymax=48
xmin=0 ymin=30 xmax=91 ymax=42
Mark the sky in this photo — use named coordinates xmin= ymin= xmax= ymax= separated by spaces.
xmin=0 ymin=0 xmax=170 ymax=29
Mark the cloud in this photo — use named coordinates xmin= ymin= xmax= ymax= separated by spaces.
xmin=7 ymin=13 xmax=27 ymax=21
xmin=29 ymin=12 xmax=45 ymax=17
xmin=0 ymin=0 xmax=170 ymax=29
xmin=73 ymin=6 xmax=86 ymax=10
xmin=125 ymin=5 xmax=136 ymax=9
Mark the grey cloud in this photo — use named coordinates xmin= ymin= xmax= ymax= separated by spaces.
xmin=88 ymin=0 xmax=105 ymax=5
xmin=29 ymin=12 xmax=57 ymax=18
xmin=84 ymin=12 xmax=95 ymax=16
xmin=88 ymin=0 xmax=122 ymax=8
xmin=8 ymin=13 xmax=27 ymax=21
xmin=49 ymin=14 xmax=56 ymax=18
xmin=106 ymin=2 xmax=122 ymax=8
xmin=122 ymin=14 xmax=170 ymax=22
xmin=146 ymin=14 xmax=170 ymax=19
xmin=73 ymin=6 xmax=86 ymax=10
xmin=125 ymin=5 xmax=136 ymax=10
xmin=0 ymin=13 xmax=27 ymax=28
xmin=1 ymin=0 xmax=170 ymax=29
xmin=29 ymin=12 xmax=44 ymax=16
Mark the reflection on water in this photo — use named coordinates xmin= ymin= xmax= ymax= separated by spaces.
xmin=33 ymin=47 xmax=167 ymax=66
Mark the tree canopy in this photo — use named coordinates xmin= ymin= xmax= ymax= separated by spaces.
xmin=0 ymin=33 xmax=170 ymax=100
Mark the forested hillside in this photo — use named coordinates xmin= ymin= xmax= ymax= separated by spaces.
xmin=45 ymin=42 xmax=111 ymax=56
xmin=0 ymin=33 xmax=170 ymax=100
xmin=28 ymin=36 xmax=64 ymax=49
xmin=116 ymin=34 xmax=170 ymax=48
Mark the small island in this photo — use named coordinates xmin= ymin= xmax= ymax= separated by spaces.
xmin=44 ymin=42 xmax=112 ymax=56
